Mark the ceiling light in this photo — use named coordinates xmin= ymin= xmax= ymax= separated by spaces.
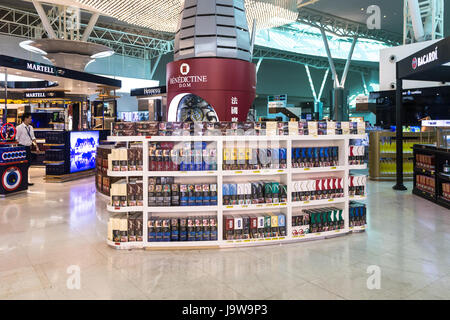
xmin=19 ymin=40 xmax=47 ymax=55
xmin=76 ymin=0 xmax=308 ymax=32
xmin=91 ymin=50 xmax=114 ymax=59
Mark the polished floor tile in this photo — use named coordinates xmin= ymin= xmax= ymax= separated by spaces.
xmin=0 ymin=167 xmax=449 ymax=300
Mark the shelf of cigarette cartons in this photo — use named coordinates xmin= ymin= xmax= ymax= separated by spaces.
xmin=105 ymin=134 xmax=366 ymax=250
xmin=349 ymin=160 xmax=368 ymax=232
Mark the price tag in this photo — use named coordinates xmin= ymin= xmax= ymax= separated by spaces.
xmin=253 ymin=171 xmax=261 ymax=174
xmin=280 ymin=203 xmax=287 ymax=206
xmin=244 ymin=240 xmax=250 ymax=243
xmin=335 ymin=230 xmax=340 ymax=233
xmin=331 ymin=167 xmax=337 ymax=170
xmin=145 ymin=136 xmax=152 ymax=139
xmin=226 ymin=206 xmax=233 ymax=209
xmin=278 ymin=170 xmax=284 ymax=173
xmin=273 ymin=203 xmax=279 ymax=206
xmin=241 ymin=205 xmax=248 ymax=208
xmin=304 ymin=168 xmax=311 ymax=171
xmin=315 ymin=233 xmax=321 ymax=236
xmin=256 ymin=205 xmax=263 ymax=207
xmin=180 ymin=171 xmax=187 ymax=174
xmin=280 ymin=237 xmax=285 ymax=240
xmin=235 ymin=171 xmax=243 ymax=174
xmin=266 ymin=204 xmax=272 ymax=207
xmin=328 ymin=199 xmax=334 ymax=202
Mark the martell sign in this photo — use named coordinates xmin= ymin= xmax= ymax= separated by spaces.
xmin=26 ymin=62 xmax=55 ymax=75
xmin=24 ymin=91 xmax=65 ymax=99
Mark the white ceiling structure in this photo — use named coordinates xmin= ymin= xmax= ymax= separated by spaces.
xmin=75 ymin=0 xmax=319 ymax=32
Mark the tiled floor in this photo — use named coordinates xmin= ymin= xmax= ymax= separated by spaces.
xmin=0 ymin=168 xmax=449 ymax=300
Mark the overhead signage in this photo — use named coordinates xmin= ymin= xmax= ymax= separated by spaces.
xmin=168 ymin=62 xmax=208 ymax=89
xmin=397 ymin=36 xmax=450 ymax=80
xmin=24 ymin=91 xmax=65 ymax=99
xmin=412 ymin=47 xmax=438 ymax=70
xmin=131 ymin=86 xmax=166 ymax=97
xmin=26 ymin=62 xmax=55 ymax=75
xmin=0 ymin=55 xmax=121 ymax=89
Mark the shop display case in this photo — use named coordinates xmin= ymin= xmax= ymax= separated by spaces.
xmin=369 ymin=131 xmax=435 ymax=181
xmin=104 ymin=121 xmax=368 ymax=250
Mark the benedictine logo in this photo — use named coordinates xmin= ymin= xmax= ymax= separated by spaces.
xmin=169 ymin=62 xmax=207 ymax=89
xmin=180 ymin=63 xmax=190 ymax=75
xmin=413 ymin=47 xmax=439 ymax=70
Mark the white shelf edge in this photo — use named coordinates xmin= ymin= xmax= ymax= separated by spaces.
xmin=291 ymin=166 xmax=346 ymax=173
xmin=147 ymin=206 xmax=219 ymax=213
xmin=349 ymin=225 xmax=367 ymax=232
xmin=146 ymin=171 xmax=218 ymax=177
xmin=107 ymin=205 xmax=144 ymax=213
xmin=349 ymin=195 xmax=367 ymax=201
xmin=107 ymin=170 xmax=144 ymax=177
xmin=222 ymin=169 xmax=288 ymax=176
xmin=223 ymin=203 xmax=288 ymax=211
xmin=107 ymin=240 xmax=145 ymax=249
xmin=107 ymin=135 xmax=365 ymax=142
xmin=291 ymin=197 xmax=347 ymax=207
xmin=147 ymin=241 xmax=219 ymax=247
xmin=349 ymin=164 xmax=367 ymax=170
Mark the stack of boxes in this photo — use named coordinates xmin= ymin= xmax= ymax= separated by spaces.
xmin=349 ymin=175 xmax=367 ymax=197
xmin=108 ymin=147 xmax=143 ymax=172
xmin=349 ymin=202 xmax=367 ymax=227
xmin=148 ymin=216 xmax=218 ymax=242
xmin=442 ymin=183 xmax=450 ymax=201
xmin=110 ymin=179 xmax=144 ymax=208
xmin=148 ymin=177 xmax=217 ymax=207
xmin=349 ymin=145 xmax=366 ymax=165
xmin=223 ymin=214 xmax=286 ymax=240
xmin=292 ymin=178 xmax=344 ymax=202
xmin=223 ymin=182 xmax=287 ymax=205
xmin=222 ymin=147 xmax=287 ymax=170
xmin=292 ymin=207 xmax=345 ymax=235
xmin=112 ymin=121 xmax=365 ymax=137
xmin=108 ymin=213 xmax=144 ymax=243
xmin=291 ymin=147 xmax=339 ymax=168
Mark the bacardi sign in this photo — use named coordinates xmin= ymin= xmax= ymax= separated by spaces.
xmin=412 ymin=47 xmax=438 ymax=70
xmin=26 ymin=62 xmax=55 ymax=75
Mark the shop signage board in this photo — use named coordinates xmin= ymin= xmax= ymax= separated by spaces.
xmin=0 ymin=55 xmax=121 ymax=88
xmin=131 ymin=86 xmax=167 ymax=97
xmin=397 ymin=37 xmax=450 ymax=81
xmin=24 ymin=91 xmax=65 ymax=99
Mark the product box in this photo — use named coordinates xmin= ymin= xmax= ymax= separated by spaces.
xmin=224 ymin=216 xmax=234 ymax=240
xmin=257 ymin=215 xmax=265 ymax=238
xmin=180 ymin=218 xmax=187 ymax=241
xmin=187 ymin=217 xmax=196 ymax=241
xmin=155 ymin=219 xmax=163 ymax=242
xmin=170 ymin=218 xmax=179 ymax=241
xmin=209 ymin=217 xmax=217 ymax=240
xmin=128 ymin=214 xmax=137 ymax=241
xmin=147 ymin=218 xmax=155 ymax=242
xmin=202 ymin=217 xmax=210 ymax=241
xmin=264 ymin=215 xmax=271 ymax=238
